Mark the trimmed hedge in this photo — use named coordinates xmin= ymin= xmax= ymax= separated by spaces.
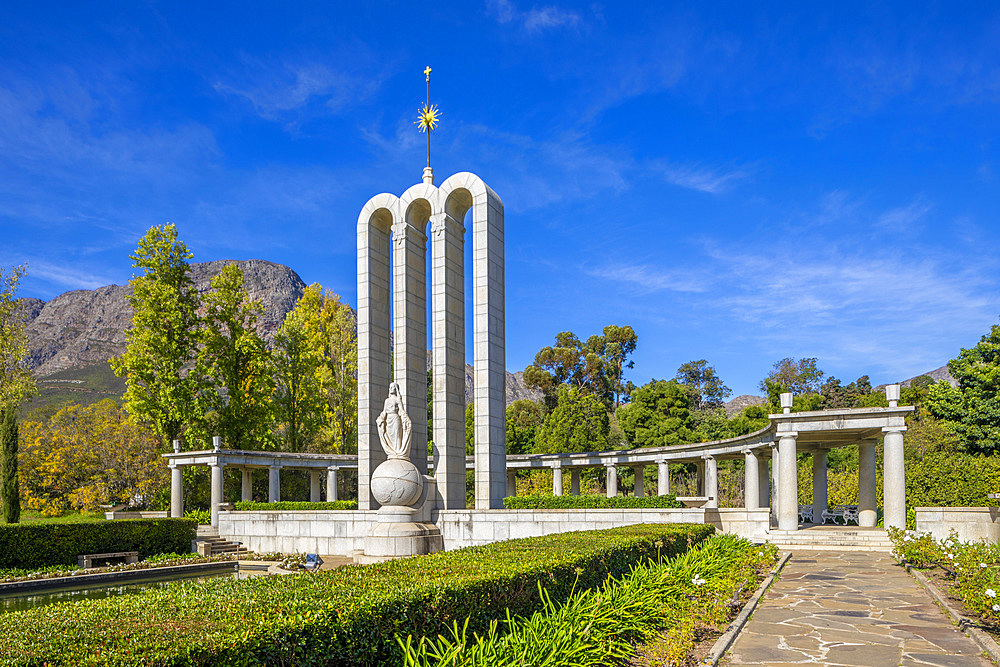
xmin=232 ymin=500 xmax=358 ymax=511
xmin=0 ymin=523 xmax=713 ymax=666
xmin=0 ymin=518 xmax=197 ymax=569
xmin=504 ymin=493 xmax=683 ymax=510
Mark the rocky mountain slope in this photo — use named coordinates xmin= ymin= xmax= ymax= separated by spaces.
xmin=20 ymin=260 xmax=540 ymax=407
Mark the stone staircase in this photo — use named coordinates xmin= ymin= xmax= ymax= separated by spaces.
xmin=766 ymin=526 xmax=894 ymax=552
xmin=194 ymin=526 xmax=243 ymax=556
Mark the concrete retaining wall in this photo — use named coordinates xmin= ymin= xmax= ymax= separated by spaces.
xmin=915 ymin=507 xmax=1000 ymax=543
xmin=219 ymin=507 xmax=771 ymax=556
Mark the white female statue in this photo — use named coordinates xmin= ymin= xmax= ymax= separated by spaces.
xmin=376 ymin=382 xmax=412 ymax=460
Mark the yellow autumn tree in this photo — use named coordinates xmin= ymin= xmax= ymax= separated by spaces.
xmin=19 ymin=400 xmax=167 ymax=515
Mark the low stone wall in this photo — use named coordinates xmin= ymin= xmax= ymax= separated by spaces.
xmin=218 ymin=510 xmax=379 ymax=555
xmin=219 ymin=507 xmax=771 ymax=556
xmin=104 ymin=511 xmax=169 ymax=520
xmin=915 ymin=507 xmax=1000 ymax=543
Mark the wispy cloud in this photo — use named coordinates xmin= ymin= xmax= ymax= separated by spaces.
xmin=21 ymin=260 xmax=117 ymax=291
xmin=487 ymin=0 xmax=582 ymax=32
xmin=585 ymin=263 xmax=709 ymax=294
xmin=653 ymin=161 xmax=754 ymax=194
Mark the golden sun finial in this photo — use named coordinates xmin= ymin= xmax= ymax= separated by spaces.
xmin=417 ymin=66 xmax=438 ymax=176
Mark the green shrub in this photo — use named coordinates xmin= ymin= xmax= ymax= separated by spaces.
xmin=0 ymin=523 xmax=712 ymax=666
xmin=184 ymin=508 xmax=211 ymax=525
xmin=503 ymin=493 xmax=682 ymax=510
xmin=0 ymin=518 xmax=196 ymax=569
xmin=232 ymin=500 xmax=358 ymax=511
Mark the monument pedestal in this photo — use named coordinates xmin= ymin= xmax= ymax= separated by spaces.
xmin=357 ymin=475 xmax=442 ymax=564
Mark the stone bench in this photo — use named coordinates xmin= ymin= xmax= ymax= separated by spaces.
xmin=77 ymin=551 xmax=139 ymax=569
xmin=798 ymin=505 xmax=814 ymax=523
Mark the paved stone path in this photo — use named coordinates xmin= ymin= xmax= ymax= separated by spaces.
xmin=723 ymin=551 xmax=993 ymax=667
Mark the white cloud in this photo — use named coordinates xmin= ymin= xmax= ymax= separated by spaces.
xmin=585 ymin=263 xmax=708 ymax=294
xmin=487 ymin=0 xmax=582 ymax=32
xmin=654 ymin=161 xmax=753 ymax=194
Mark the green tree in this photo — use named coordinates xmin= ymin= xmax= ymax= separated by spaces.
xmin=197 ymin=263 xmax=275 ymax=450
xmin=311 ymin=289 xmax=357 ymax=454
xmin=465 ymin=403 xmax=475 ymax=455
xmin=927 ymin=324 xmax=1000 ymax=454
xmin=597 ymin=325 xmax=637 ymax=408
xmin=616 ymin=379 xmax=695 ymax=448
xmin=111 ymin=225 xmax=201 ymax=447
xmin=533 ymin=385 xmax=609 ymax=454
xmin=273 ymin=305 xmax=325 ymax=452
xmin=1 ymin=408 xmax=19 ymax=523
xmin=675 ymin=359 xmax=731 ymax=410
xmin=506 ymin=399 xmax=545 ymax=455
xmin=760 ymin=357 xmax=824 ymax=395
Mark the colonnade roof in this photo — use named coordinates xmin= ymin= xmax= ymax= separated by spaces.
xmin=163 ymin=449 xmax=357 ymax=470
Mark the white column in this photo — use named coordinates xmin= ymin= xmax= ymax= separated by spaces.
xmin=704 ymin=456 xmax=718 ymax=508
xmin=605 ymin=464 xmax=618 ymax=497
xmin=552 ymin=464 xmax=563 ymax=496
xmin=883 ymin=426 xmax=907 ymax=530
xmin=268 ymin=465 xmax=281 ymax=503
xmin=657 ymin=460 xmax=670 ymax=496
xmin=811 ymin=449 xmax=827 ymax=524
xmin=570 ymin=469 xmax=581 ymax=496
xmin=744 ymin=449 xmax=759 ymax=510
xmin=770 ymin=444 xmax=780 ymax=517
xmin=210 ymin=462 xmax=224 ymax=527
xmin=506 ymin=470 xmax=516 ymax=497
xmin=241 ymin=469 xmax=252 ymax=502
xmin=632 ymin=466 xmax=645 ymax=497
xmin=758 ymin=456 xmax=770 ymax=509
xmin=858 ymin=441 xmax=876 ymax=527
xmin=472 ymin=186 xmax=507 ymax=510
xmin=170 ymin=464 xmax=183 ymax=518
xmin=392 ymin=219 xmax=428 ymax=476
xmin=310 ymin=470 xmax=322 ymax=503
xmin=777 ymin=432 xmax=798 ymax=530
xmin=430 ymin=211 xmax=467 ymax=509
xmin=357 ymin=202 xmax=392 ymax=510
xmin=326 ymin=467 xmax=339 ymax=502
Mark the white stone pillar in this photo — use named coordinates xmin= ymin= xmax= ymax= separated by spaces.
xmin=430 ymin=211 xmax=467 ymax=509
xmin=506 ymin=470 xmax=516 ymax=497
xmin=883 ymin=426 xmax=907 ymax=530
xmin=744 ymin=449 xmax=759 ymax=510
xmin=812 ymin=449 xmax=828 ymax=524
xmin=758 ymin=456 xmax=770 ymax=509
xmin=570 ymin=469 xmax=581 ymax=496
xmin=241 ymin=469 xmax=252 ymax=502
xmin=552 ymin=464 xmax=563 ymax=496
xmin=770 ymin=444 xmax=780 ymax=517
xmin=858 ymin=441 xmax=876 ymax=527
xmin=210 ymin=462 xmax=224 ymax=527
xmin=169 ymin=464 xmax=183 ymax=518
xmin=326 ymin=467 xmax=339 ymax=502
xmin=310 ymin=470 xmax=322 ymax=503
xmin=657 ymin=460 xmax=670 ymax=496
xmin=357 ymin=202 xmax=392 ymax=510
xmin=704 ymin=456 xmax=718 ymax=508
xmin=392 ymin=218 xmax=428 ymax=476
xmin=605 ymin=464 xmax=618 ymax=497
xmin=632 ymin=466 xmax=645 ymax=497
xmin=268 ymin=465 xmax=281 ymax=503
xmin=777 ymin=432 xmax=798 ymax=531
xmin=471 ymin=186 xmax=507 ymax=510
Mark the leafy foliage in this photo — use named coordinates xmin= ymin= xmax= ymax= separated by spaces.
xmin=18 ymin=400 xmax=167 ymax=515
xmin=111 ymin=225 xmax=201 ymax=446
xmin=759 ymin=357 xmax=824 ymax=395
xmin=927 ymin=324 xmax=1000 ymax=454
xmin=232 ymin=500 xmax=357 ymax=511
xmin=0 ymin=523 xmax=713 ymax=666
xmin=617 ymin=380 xmax=694 ymax=448
xmin=533 ymin=385 xmax=609 ymax=454
xmin=1 ymin=408 xmax=20 ymax=523
xmin=503 ymin=494 xmax=681 ymax=509
xmin=505 ymin=399 xmax=545 ymax=455
xmin=0 ymin=264 xmax=36 ymax=412
xmin=0 ymin=518 xmax=196 ymax=568
xmin=675 ymin=360 xmax=731 ymax=410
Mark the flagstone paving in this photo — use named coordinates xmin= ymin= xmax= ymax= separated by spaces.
xmin=722 ymin=551 xmax=994 ymax=667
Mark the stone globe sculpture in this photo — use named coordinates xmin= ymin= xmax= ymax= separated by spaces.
xmin=371 ymin=382 xmax=423 ymax=507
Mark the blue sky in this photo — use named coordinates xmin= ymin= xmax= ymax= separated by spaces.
xmin=2 ymin=1 xmax=999 ymax=397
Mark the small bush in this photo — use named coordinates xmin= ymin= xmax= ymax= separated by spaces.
xmin=504 ymin=493 xmax=682 ymax=510
xmin=184 ymin=508 xmax=211 ymax=525
xmin=0 ymin=518 xmax=196 ymax=569
xmin=232 ymin=500 xmax=358 ymax=511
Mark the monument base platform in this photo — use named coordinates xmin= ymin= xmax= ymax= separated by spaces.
xmin=356 ymin=506 xmax=443 ymax=564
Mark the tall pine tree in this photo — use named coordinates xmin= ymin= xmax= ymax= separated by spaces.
xmin=0 ymin=408 xmax=20 ymax=523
